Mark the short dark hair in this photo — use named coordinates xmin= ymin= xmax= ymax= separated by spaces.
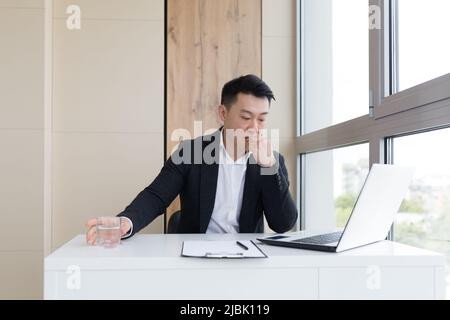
xmin=220 ymin=74 xmax=275 ymax=108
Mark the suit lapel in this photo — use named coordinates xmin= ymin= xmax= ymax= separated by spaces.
xmin=199 ymin=130 xmax=220 ymax=232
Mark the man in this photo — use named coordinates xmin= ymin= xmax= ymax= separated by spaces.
xmin=86 ymin=74 xmax=297 ymax=244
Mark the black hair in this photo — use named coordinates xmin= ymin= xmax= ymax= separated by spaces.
xmin=220 ymin=74 xmax=275 ymax=108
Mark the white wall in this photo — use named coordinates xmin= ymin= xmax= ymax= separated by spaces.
xmin=0 ymin=0 xmax=45 ymax=299
xmin=50 ymin=0 xmax=165 ymax=251
xmin=0 ymin=0 xmax=165 ymax=299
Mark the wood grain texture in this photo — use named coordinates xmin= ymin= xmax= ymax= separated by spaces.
xmin=166 ymin=0 xmax=262 ymax=226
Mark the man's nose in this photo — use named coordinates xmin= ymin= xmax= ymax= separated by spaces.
xmin=249 ymin=119 xmax=259 ymax=131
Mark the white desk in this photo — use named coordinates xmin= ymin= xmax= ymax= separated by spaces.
xmin=44 ymin=233 xmax=446 ymax=300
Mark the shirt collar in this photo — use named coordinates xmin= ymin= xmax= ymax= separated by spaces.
xmin=219 ymin=128 xmax=250 ymax=165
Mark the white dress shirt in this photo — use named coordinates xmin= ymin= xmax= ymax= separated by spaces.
xmin=206 ymin=131 xmax=250 ymax=233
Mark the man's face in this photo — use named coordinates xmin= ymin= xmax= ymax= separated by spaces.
xmin=219 ymin=93 xmax=269 ymax=134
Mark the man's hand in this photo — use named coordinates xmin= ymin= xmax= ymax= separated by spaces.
xmin=85 ymin=217 xmax=132 ymax=245
xmin=246 ymin=129 xmax=276 ymax=167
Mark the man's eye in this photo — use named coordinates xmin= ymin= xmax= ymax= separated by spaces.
xmin=258 ymin=118 xmax=265 ymax=122
xmin=241 ymin=117 xmax=251 ymax=120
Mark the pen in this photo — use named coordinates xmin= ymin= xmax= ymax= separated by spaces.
xmin=236 ymin=241 xmax=249 ymax=250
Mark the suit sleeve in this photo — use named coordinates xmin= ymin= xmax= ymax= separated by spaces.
xmin=117 ymin=143 xmax=189 ymax=237
xmin=260 ymin=152 xmax=298 ymax=233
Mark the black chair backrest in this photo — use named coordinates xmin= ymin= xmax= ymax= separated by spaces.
xmin=167 ymin=210 xmax=181 ymax=234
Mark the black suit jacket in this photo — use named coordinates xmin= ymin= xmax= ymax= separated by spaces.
xmin=118 ymin=129 xmax=298 ymax=235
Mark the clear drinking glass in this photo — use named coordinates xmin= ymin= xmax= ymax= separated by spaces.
xmin=96 ymin=217 xmax=121 ymax=248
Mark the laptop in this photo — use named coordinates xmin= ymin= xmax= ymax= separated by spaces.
xmin=257 ymin=164 xmax=415 ymax=253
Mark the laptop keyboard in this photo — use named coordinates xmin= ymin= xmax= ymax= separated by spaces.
xmin=292 ymin=231 xmax=343 ymax=244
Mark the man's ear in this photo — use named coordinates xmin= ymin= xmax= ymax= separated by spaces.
xmin=217 ymin=105 xmax=227 ymax=123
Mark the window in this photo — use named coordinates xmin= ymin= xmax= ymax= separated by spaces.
xmin=304 ymin=144 xmax=369 ymax=230
xmin=297 ymin=0 xmax=450 ymax=297
xmin=393 ymin=127 xmax=450 ymax=296
xmin=397 ymin=0 xmax=450 ymax=91
xmin=302 ymin=0 xmax=369 ymax=134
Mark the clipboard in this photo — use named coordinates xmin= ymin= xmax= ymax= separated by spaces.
xmin=181 ymin=240 xmax=267 ymax=258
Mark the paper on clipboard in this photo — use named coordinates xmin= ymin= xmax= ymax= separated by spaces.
xmin=181 ymin=240 xmax=267 ymax=258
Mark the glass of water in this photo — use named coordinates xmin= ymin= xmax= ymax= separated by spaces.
xmin=96 ymin=217 xmax=121 ymax=248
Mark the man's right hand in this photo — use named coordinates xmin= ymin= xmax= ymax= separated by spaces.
xmin=85 ymin=217 xmax=132 ymax=245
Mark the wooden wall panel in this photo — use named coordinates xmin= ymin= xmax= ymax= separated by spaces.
xmin=166 ymin=0 xmax=262 ymax=226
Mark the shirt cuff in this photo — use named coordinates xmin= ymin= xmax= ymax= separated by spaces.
xmin=120 ymin=216 xmax=133 ymax=239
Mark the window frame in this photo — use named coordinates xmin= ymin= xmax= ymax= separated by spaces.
xmin=296 ymin=0 xmax=450 ymax=231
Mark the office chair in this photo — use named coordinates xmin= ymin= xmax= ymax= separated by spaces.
xmin=167 ymin=210 xmax=181 ymax=233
